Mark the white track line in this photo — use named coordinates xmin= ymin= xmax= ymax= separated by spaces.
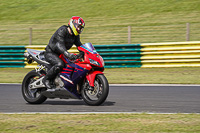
xmin=2 ymin=112 xmax=200 ymax=114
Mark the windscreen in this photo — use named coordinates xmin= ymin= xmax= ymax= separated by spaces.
xmin=82 ymin=43 xmax=97 ymax=54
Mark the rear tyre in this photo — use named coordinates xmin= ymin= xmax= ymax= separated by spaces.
xmin=81 ymin=74 xmax=109 ymax=106
xmin=22 ymin=70 xmax=47 ymax=104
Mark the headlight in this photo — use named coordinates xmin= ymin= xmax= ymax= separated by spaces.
xmin=89 ymin=58 xmax=100 ymax=66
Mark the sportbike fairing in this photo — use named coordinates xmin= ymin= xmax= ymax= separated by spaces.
xmin=59 ymin=60 xmax=90 ymax=99
xmin=78 ymin=43 xmax=104 ymax=67
xmin=58 ymin=43 xmax=104 ymax=98
xmin=81 ymin=42 xmax=97 ymax=54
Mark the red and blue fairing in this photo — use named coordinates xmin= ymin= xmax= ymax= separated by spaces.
xmin=58 ymin=43 xmax=105 ymax=98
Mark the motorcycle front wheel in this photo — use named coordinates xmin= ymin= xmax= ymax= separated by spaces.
xmin=22 ymin=70 xmax=47 ymax=104
xmin=81 ymin=74 xmax=109 ymax=106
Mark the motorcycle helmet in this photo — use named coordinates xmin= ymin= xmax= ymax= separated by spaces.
xmin=68 ymin=16 xmax=85 ymax=36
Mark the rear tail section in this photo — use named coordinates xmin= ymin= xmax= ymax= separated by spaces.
xmin=24 ymin=49 xmax=51 ymax=68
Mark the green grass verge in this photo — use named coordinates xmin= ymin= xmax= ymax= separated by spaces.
xmin=0 ymin=0 xmax=200 ymax=45
xmin=105 ymin=67 xmax=200 ymax=84
xmin=0 ymin=113 xmax=200 ymax=133
xmin=1 ymin=67 xmax=200 ymax=84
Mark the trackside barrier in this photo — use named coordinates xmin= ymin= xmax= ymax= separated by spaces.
xmin=97 ymin=41 xmax=200 ymax=68
xmin=1 ymin=41 xmax=200 ymax=68
xmin=0 ymin=46 xmax=25 ymax=67
xmin=0 ymin=45 xmax=78 ymax=68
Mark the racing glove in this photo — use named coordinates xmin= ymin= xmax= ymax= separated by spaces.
xmin=64 ymin=51 xmax=76 ymax=60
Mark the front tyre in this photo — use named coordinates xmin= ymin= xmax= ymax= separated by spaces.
xmin=22 ymin=70 xmax=47 ymax=104
xmin=81 ymin=74 xmax=109 ymax=106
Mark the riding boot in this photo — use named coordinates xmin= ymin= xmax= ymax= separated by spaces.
xmin=42 ymin=66 xmax=57 ymax=89
xmin=42 ymin=77 xmax=52 ymax=89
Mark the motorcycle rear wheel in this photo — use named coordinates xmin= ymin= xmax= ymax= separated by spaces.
xmin=81 ymin=74 xmax=109 ymax=106
xmin=22 ymin=70 xmax=47 ymax=104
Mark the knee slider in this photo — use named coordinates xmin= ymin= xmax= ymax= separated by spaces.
xmin=54 ymin=66 xmax=61 ymax=73
xmin=54 ymin=62 xmax=64 ymax=73
xmin=57 ymin=62 xmax=64 ymax=68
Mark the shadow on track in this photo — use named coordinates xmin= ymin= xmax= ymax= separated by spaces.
xmin=39 ymin=100 xmax=116 ymax=106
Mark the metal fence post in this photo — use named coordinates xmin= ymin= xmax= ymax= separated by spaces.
xmin=186 ymin=23 xmax=190 ymax=41
xmin=29 ymin=28 xmax=32 ymax=45
xmin=128 ymin=26 xmax=131 ymax=44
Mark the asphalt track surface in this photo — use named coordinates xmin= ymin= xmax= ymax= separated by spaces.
xmin=0 ymin=84 xmax=199 ymax=113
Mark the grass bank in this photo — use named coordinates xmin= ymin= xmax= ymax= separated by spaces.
xmin=0 ymin=0 xmax=200 ymax=44
xmin=0 ymin=113 xmax=200 ymax=133
xmin=1 ymin=67 xmax=200 ymax=84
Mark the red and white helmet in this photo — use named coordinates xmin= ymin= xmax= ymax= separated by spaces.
xmin=68 ymin=16 xmax=85 ymax=36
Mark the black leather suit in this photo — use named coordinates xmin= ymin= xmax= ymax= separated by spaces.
xmin=44 ymin=25 xmax=82 ymax=82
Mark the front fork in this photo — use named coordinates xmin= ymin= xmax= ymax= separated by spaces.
xmin=86 ymin=71 xmax=104 ymax=87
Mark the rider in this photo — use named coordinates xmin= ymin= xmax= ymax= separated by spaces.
xmin=42 ymin=16 xmax=85 ymax=89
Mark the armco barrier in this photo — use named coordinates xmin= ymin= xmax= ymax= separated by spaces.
xmin=98 ymin=41 xmax=200 ymax=68
xmin=0 ymin=46 xmax=25 ymax=67
xmin=1 ymin=41 xmax=200 ymax=68
xmin=0 ymin=45 xmax=78 ymax=68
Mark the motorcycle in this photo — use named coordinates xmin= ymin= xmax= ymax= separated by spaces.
xmin=22 ymin=43 xmax=109 ymax=106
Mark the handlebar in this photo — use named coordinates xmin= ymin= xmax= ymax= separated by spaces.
xmin=68 ymin=51 xmax=84 ymax=63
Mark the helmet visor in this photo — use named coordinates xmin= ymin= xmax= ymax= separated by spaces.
xmin=74 ymin=23 xmax=84 ymax=34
